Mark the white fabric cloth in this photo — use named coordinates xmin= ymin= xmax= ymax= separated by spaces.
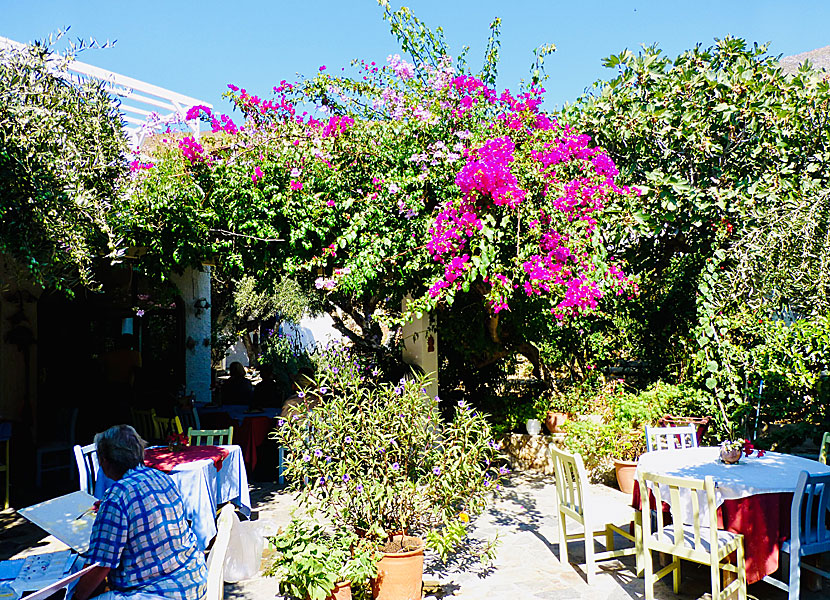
xmin=95 ymin=445 xmax=251 ymax=550
xmin=636 ymin=446 xmax=830 ymax=524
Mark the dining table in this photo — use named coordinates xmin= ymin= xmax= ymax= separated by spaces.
xmin=95 ymin=444 xmax=250 ymax=550
xmin=196 ymin=404 xmax=279 ymax=472
xmin=634 ymin=446 xmax=830 ymax=584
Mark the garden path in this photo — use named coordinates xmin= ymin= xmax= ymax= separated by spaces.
xmin=228 ymin=473 xmax=826 ymax=600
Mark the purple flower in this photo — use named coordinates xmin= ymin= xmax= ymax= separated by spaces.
xmin=303 ymin=454 xmax=311 ymax=462
xmin=314 ymin=449 xmax=323 ymax=457
xmin=332 ymin=367 xmax=339 ymax=374
xmin=277 ymin=419 xmax=285 ymax=427
xmin=433 ymin=466 xmax=441 ymax=475
xmin=298 ymin=391 xmax=306 ymax=398
xmin=136 ymin=309 xmax=145 ymax=317
xmin=319 ymin=477 xmax=326 ymax=486
xmin=320 ymin=387 xmax=329 ymax=394
xmin=499 ymin=466 xmax=510 ymax=475
xmin=391 ymin=462 xmax=400 ymax=470
xmin=356 ymin=484 xmax=364 ymax=493
xmin=342 ymin=473 xmax=350 ymax=482
xmin=345 ymin=436 xmax=352 ymax=444
xmin=394 ymin=386 xmax=403 ymax=396
xmin=372 ymin=368 xmax=380 ymax=376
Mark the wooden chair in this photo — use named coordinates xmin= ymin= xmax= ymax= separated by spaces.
xmin=638 ymin=471 xmax=746 ymax=600
xmin=819 ymin=431 xmax=829 ymax=464
xmin=550 ymin=446 xmax=640 ymax=584
xmin=206 ymin=503 xmax=235 ymax=600
xmin=188 ymin=427 xmax=233 ymax=446
xmin=762 ymin=470 xmax=830 ymax=600
xmin=36 ymin=407 xmax=79 ymax=487
xmin=175 ymin=405 xmax=201 ymax=432
xmin=153 ymin=414 xmax=184 ymax=440
xmin=130 ymin=407 xmax=157 ymax=442
xmin=73 ymin=443 xmax=99 ymax=495
xmin=645 ymin=424 xmax=698 ymax=452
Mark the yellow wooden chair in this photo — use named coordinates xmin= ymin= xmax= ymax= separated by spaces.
xmin=188 ymin=427 xmax=233 ymax=446
xmin=153 ymin=414 xmax=183 ymax=440
xmin=819 ymin=431 xmax=829 ymax=464
xmin=551 ymin=446 xmax=641 ymax=584
xmin=638 ymin=471 xmax=746 ymax=600
xmin=130 ymin=407 xmax=157 ymax=442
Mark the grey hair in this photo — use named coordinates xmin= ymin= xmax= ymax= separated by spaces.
xmin=95 ymin=424 xmax=146 ymax=477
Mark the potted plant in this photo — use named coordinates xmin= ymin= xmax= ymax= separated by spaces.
xmin=611 ymin=428 xmax=647 ymax=495
xmin=266 ymin=514 xmax=378 ymax=600
xmin=273 ymin=342 xmax=505 ymax=600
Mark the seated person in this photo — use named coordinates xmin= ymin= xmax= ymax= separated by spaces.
xmin=74 ymin=425 xmax=207 ymax=600
xmin=280 ymin=367 xmax=322 ymax=417
xmin=220 ymin=361 xmax=254 ymax=405
xmin=252 ymin=364 xmax=282 ymax=409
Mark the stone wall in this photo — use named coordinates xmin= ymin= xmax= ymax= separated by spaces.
xmin=501 ymin=433 xmax=566 ymax=475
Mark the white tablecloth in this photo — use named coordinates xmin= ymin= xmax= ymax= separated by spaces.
xmin=635 ymin=446 xmax=830 ymax=523
xmin=95 ymin=445 xmax=250 ymax=550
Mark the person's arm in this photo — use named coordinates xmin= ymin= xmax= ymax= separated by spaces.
xmin=73 ymin=565 xmax=110 ymax=600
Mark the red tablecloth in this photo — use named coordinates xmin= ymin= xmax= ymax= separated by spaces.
xmin=632 ymin=485 xmax=791 ymax=584
xmin=237 ymin=416 xmax=274 ymax=471
xmin=144 ymin=445 xmax=230 ymax=472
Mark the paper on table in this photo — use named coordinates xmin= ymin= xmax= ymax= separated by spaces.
xmin=13 ymin=562 xmax=97 ymax=600
xmin=18 ymin=491 xmax=97 ymax=554
xmin=0 ymin=561 xmax=22 ymax=582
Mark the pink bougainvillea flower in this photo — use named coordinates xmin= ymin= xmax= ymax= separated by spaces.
xmin=252 ymin=166 xmax=263 ymax=183
xmin=290 ymin=180 xmax=303 ymax=191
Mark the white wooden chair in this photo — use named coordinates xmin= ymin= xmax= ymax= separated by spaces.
xmin=188 ymin=427 xmax=233 ymax=446
xmin=206 ymin=504 xmax=235 ymax=600
xmin=73 ymin=442 xmax=99 ymax=495
xmin=638 ymin=471 xmax=746 ymax=600
xmin=551 ymin=446 xmax=641 ymax=584
xmin=645 ymin=424 xmax=698 ymax=452
xmin=762 ymin=470 xmax=830 ymax=600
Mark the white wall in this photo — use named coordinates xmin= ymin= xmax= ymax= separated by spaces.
xmin=171 ymin=267 xmax=212 ymax=403
xmin=401 ymin=303 xmax=438 ymax=399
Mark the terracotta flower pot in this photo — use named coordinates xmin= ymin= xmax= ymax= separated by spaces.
xmin=614 ymin=459 xmax=638 ymax=495
xmin=544 ymin=411 xmax=568 ymax=434
xmin=324 ymin=581 xmax=352 ymax=600
xmin=371 ymin=535 xmax=424 ymax=600
xmin=720 ymin=447 xmax=742 ymax=464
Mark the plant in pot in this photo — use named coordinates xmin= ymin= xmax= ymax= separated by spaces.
xmin=266 ymin=514 xmax=378 ymax=600
xmin=611 ymin=427 xmax=647 ymax=495
xmin=273 ymin=342 xmax=506 ymax=600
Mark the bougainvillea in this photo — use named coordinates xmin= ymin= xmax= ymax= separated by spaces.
xmin=122 ymin=3 xmax=637 ymax=374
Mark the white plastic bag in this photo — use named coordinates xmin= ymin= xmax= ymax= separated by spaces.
xmin=223 ymin=511 xmax=266 ymax=583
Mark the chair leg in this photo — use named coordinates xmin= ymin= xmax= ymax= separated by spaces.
xmin=605 ymin=525 xmax=615 ymax=551
xmin=585 ymin=526 xmax=596 ymax=585
xmin=711 ymin=559 xmax=721 ymax=600
xmin=789 ymin=548 xmax=800 ymax=600
xmin=643 ymin=547 xmax=655 ymax=600
xmin=737 ymin=543 xmax=747 ymax=600
xmin=634 ymin=513 xmax=644 ymax=578
xmin=558 ymin=511 xmax=569 ymax=565
xmin=672 ymin=555 xmax=681 ymax=594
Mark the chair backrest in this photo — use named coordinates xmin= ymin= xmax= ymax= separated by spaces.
xmin=790 ymin=470 xmax=830 ymax=558
xmin=73 ymin=443 xmax=99 ymax=495
xmin=645 ymin=424 xmax=699 ymax=452
xmin=188 ymin=427 xmax=233 ymax=446
xmin=550 ymin=445 xmax=588 ymax=523
xmin=638 ymin=471 xmax=719 ymax=556
xmin=130 ymin=407 xmax=157 ymax=442
xmin=153 ymin=415 xmax=183 ymax=440
xmin=206 ymin=504 xmax=235 ymax=600
xmin=175 ymin=406 xmax=201 ymax=432
xmin=819 ymin=431 xmax=830 ymax=465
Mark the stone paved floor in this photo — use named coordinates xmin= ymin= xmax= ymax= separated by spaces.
xmin=5 ymin=473 xmax=827 ymax=599
xmin=228 ymin=473 xmax=828 ymax=600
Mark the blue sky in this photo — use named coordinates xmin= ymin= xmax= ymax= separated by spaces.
xmin=2 ymin=0 xmax=829 ymax=114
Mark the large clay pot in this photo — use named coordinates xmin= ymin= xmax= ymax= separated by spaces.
xmin=614 ymin=459 xmax=638 ymax=495
xmin=371 ymin=535 xmax=424 ymax=600
xmin=545 ymin=411 xmax=568 ymax=434
xmin=324 ymin=581 xmax=352 ymax=600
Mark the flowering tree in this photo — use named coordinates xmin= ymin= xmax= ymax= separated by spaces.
xmin=122 ymin=3 xmax=636 ymax=378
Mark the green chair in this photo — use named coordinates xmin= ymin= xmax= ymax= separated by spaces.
xmin=638 ymin=471 xmax=746 ymax=600
xmin=188 ymin=427 xmax=233 ymax=446
xmin=819 ymin=431 xmax=829 ymax=464
xmin=551 ymin=446 xmax=641 ymax=584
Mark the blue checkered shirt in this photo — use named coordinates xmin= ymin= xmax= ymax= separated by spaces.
xmin=87 ymin=465 xmax=207 ymax=600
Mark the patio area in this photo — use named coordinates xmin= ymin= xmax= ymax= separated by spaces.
xmin=224 ymin=473 xmax=827 ymax=600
